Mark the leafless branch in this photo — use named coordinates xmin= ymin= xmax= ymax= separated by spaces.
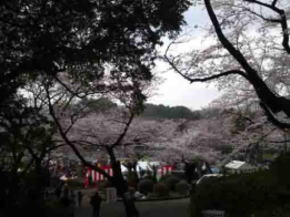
xmin=243 ymin=7 xmax=281 ymax=23
xmin=164 ymin=27 xmax=249 ymax=83
xmin=260 ymin=102 xmax=290 ymax=129
xmin=111 ymin=112 xmax=135 ymax=148
xmin=165 ymin=52 xmax=248 ymax=82
xmin=268 ymin=140 xmax=290 ymax=144
xmin=45 ymin=84 xmax=111 ymax=179
xmin=243 ymin=0 xmax=290 ymax=53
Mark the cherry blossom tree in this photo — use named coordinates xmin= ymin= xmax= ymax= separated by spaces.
xmin=21 ymin=69 xmax=144 ymax=217
xmin=46 ymin=87 xmax=142 ymax=217
xmin=1 ymin=1 xmax=194 ymax=216
xmin=165 ymin=0 xmax=290 ymax=129
xmin=156 ymin=117 xmax=227 ymax=163
xmin=153 ymin=106 xmax=288 ymax=172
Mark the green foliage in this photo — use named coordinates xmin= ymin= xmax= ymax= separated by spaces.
xmin=45 ymin=199 xmax=64 ymax=209
xmin=97 ymin=180 xmax=113 ymax=195
xmin=0 ymin=1 xmax=192 ymax=216
xmin=153 ymin=182 xmax=170 ymax=197
xmin=198 ymin=108 xmax=221 ymax=119
xmin=0 ymin=166 xmax=50 ymax=217
xmin=161 ymin=175 xmax=181 ymax=191
xmin=142 ymin=103 xmax=201 ymax=120
xmin=138 ymin=179 xmax=154 ymax=195
xmin=231 ymin=114 xmax=247 ymax=134
xmin=98 ymin=180 xmax=112 ymax=190
xmin=175 ymin=180 xmax=190 ymax=195
xmin=229 ymin=110 xmax=256 ymax=134
xmin=217 ymin=144 xmax=233 ymax=155
xmin=66 ymin=179 xmax=83 ymax=190
xmin=193 ymin=171 xmax=277 ymax=217
xmin=192 ymin=154 xmax=290 ymax=217
xmin=78 ymin=98 xmax=117 ymax=113
xmin=0 ymin=96 xmax=56 ymax=217
xmin=0 ymin=0 xmax=191 ymax=104
xmin=269 ymin=152 xmax=290 ymax=186
xmin=0 ymin=97 xmax=56 ymax=170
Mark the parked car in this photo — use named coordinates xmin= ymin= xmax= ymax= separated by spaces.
xmin=196 ymin=174 xmax=223 ymax=185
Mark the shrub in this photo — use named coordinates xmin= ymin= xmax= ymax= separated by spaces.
xmin=66 ymin=179 xmax=83 ymax=189
xmin=175 ymin=180 xmax=190 ymax=195
xmin=138 ymin=179 xmax=154 ymax=195
xmin=98 ymin=180 xmax=112 ymax=195
xmin=164 ymin=175 xmax=180 ymax=191
xmin=153 ymin=182 xmax=169 ymax=197
xmin=191 ymin=154 xmax=290 ymax=217
xmin=142 ymin=175 xmax=154 ymax=182
xmin=270 ymin=152 xmax=290 ymax=185
xmin=193 ymin=171 xmax=281 ymax=217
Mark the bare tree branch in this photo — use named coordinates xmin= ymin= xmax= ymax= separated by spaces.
xmin=111 ymin=112 xmax=135 ymax=148
xmin=45 ymin=84 xmax=111 ymax=179
xmin=243 ymin=7 xmax=281 ymax=23
xmin=260 ymin=102 xmax=290 ymax=129
xmin=164 ymin=39 xmax=249 ymax=82
xmin=268 ymin=140 xmax=290 ymax=144
xmin=204 ymin=0 xmax=290 ymax=127
xmin=243 ymin=0 xmax=290 ymax=53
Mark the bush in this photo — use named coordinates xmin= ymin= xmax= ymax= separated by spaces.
xmin=193 ymin=171 xmax=285 ymax=217
xmin=161 ymin=175 xmax=180 ymax=191
xmin=98 ymin=181 xmax=106 ymax=190
xmin=175 ymin=180 xmax=189 ymax=195
xmin=98 ymin=180 xmax=112 ymax=194
xmin=138 ymin=179 xmax=154 ymax=195
xmin=190 ymin=154 xmax=290 ymax=217
xmin=66 ymin=179 xmax=83 ymax=189
xmin=45 ymin=199 xmax=63 ymax=208
xmin=153 ymin=182 xmax=169 ymax=197
xmin=270 ymin=152 xmax=290 ymax=186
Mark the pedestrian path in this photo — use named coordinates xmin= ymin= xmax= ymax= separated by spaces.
xmin=75 ymin=198 xmax=190 ymax=217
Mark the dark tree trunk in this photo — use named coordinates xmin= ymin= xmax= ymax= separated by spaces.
xmin=106 ymin=147 xmax=139 ymax=217
xmin=121 ymin=194 xmax=140 ymax=217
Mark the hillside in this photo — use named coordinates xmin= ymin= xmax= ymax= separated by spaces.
xmin=141 ymin=103 xmax=201 ymax=120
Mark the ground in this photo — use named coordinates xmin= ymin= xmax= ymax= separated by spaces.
xmin=74 ymin=198 xmax=190 ymax=217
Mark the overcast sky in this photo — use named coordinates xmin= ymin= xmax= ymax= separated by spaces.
xmin=147 ymin=5 xmax=221 ymax=110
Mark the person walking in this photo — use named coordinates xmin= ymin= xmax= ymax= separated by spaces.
xmin=90 ymin=192 xmax=102 ymax=217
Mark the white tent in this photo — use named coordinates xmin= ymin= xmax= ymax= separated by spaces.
xmin=136 ymin=161 xmax=160 ymax=172
xmin=224 ymin=160 xmax=256 ymax=173
xmin=121 ymin=161 xmax=160 ymax=173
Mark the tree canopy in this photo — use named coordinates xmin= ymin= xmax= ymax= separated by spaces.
xmin=142 ymin=103 xmax=201 ymax=119
xmin=0 ymin=1 xmax=192 ymax=216
xmin=165 ymin=0 xmax=290 ymax=129
xmin=0 ymin=0 xmax=191 ymax=103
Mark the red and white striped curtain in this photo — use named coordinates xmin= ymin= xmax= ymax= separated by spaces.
xmin=83 ymin=165 xmax=113 ymax=188
xmin=158 ymin=165 xmax=173 ymax=177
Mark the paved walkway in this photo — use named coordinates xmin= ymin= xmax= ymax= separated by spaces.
xmin=74 ymin=198 xmax=190 ymax=217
